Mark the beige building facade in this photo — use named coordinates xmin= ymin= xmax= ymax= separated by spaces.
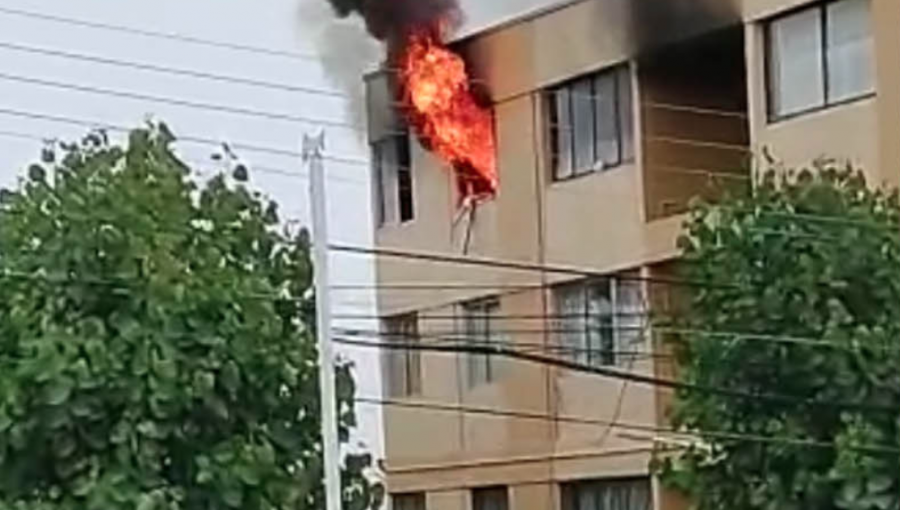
xmin=364 ymin=1 xmax=897 ymax=510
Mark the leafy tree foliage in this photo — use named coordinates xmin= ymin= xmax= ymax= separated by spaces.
xmin=0 ymin=126 xmax=381 ymax=509
xmin=659 ymin=163 xmax=900 ymax=510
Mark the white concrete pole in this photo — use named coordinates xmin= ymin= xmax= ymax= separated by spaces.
xmin=304 ymin=132 xmax=342 ymax=510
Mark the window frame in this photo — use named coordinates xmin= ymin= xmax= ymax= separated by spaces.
xmin=553 ymin=277 xmax=645 ymax=368
xmin=462 ymin=298 xmax=502 ymax=388
xmin=383 ymin=313 xmax=421 ymax=397
xmin=472 ymin=486 xmax=509 ymax=510
xmin=392 ymin=492 xmax=426 ymax=510
xmin=547 ymin=64 xmax=634 ymax=182
xmin=765 ymin=0 xmax=875 ymax=122
xmin=560 ymin=477 xmax=652 ymax=510
xmin=372 ymin=130 xmax=414 ymax=228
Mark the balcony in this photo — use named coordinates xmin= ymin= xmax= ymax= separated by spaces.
xmin=639 ymin=26 xmax=751 ymax=221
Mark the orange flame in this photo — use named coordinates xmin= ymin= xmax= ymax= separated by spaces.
xmin=398 ymin=31 xmax=497 ymax=198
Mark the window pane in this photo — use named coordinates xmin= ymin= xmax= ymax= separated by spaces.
xmin=563 ymin=479 xmax=651 ymax=510
xmin=403 ymin=318 xmax=421 ymax=395
xmin=372 ymin=144 xmax=386 ymax=226
xmin=827 ymin=0 xmax=874 ymax=102
xmin=393 ymin=493 xmax=426 ymax=510
xmin=384 ymin=315 xmax=419 ymax=396
xmin=556 ymin=285 xmax=586 ymax=363
xmin=398 ymin=166 xmax=414 ymax=223
xmin=464 ymin=301 xmax=499 ymax=387
xmin=768 ymin=8 xmax=825 ymax=117
xmin=615 ymin=279 xmax=645 ymax=350
xmin=617 ymin=67 xmax=635 ymax=162
xmin=586 ymin=282 xmax=614 ymax=366
xmin=378 ymin=140 xmax=398 ymax=224
xmin=593 ymin=73 xmax=619 ymax=169
xmin=396 ymin=135 xmax=414 ymax=222
xmin=572 ymin=77 xmax=596 ymax=175
xmin=552 ymin=89 xmax=574 ymax=179
xmin=473 ymin=488 xmax=508 ymax=510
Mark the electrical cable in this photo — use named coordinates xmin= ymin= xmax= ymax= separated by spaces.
xmin=0 ymin=72 xmax=359 ymax=129
xmin=0 ymin=106 xmax=369 ymax=166
xmin=328 ymin=243 xmax=732 ymax=290
xmin=0 ymin=128 xmax=369 ymax=185
xmin=0 ymin=5 xmax=320 ymax=62
xmin=356 ymin=397 xmax=900 ymax=455
xmin=0 ymin=40 xmax=348 ymax=98
xmin=334 ymin=337 xmax=898 ymax=414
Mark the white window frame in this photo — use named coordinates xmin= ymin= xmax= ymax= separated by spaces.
xmin=554 ymin=277 xmax=646 ymax=367
xmin=547 ymin=64 xmax=634 ymax=181
xmin=372 ymin=131 xmax=414 ymax=227
xmin=766 ymin=0 xmax=874 ymax=121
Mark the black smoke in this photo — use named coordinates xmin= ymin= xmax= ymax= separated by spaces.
xmin=629 ymin=0 xmax=741 ymax=53
xmin=323 ymin=0 xmax=461 ymax=46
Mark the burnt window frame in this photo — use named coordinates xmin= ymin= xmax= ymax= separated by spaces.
xmin=764 ymin=0 xmax=875 ymax=123
xmin=546 ymin=63 xmax=635 ymax=182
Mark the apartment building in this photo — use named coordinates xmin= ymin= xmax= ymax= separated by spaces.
xmin=365 ymin=1 xmax=898 ymax=510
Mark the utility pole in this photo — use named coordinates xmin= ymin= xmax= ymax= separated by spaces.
xmin=304 ymin=132 xmax=342 ymax=510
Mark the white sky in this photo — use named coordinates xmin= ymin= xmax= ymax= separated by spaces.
xmin=0 ymin=0 xmax=561 ymax=463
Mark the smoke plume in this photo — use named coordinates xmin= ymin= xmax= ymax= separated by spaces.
xmin=296 ymin=0 xmax=381 ymax=136
xmin=322 ymin=0 xmax=462 ymax=47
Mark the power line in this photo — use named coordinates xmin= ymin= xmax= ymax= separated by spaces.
xmin=0 ymin=40 xmax=348 ymax=98
xmin=0 ymin=5 xmax=320 ymax=62
xmin=0 ymin=106 xmax=369 ymax=166
xmin=0 ymin=72 xmax=359 ymax=129
xmin=329 ymin=244 xmax=731 ymax=290
xmin=0 ymin=128 xmax=366 ymax=185
xmin=333 ymin=323 xmax=864 ymax=352
xmin=334 ymin=337 xmax=897 ymax=414
xmin=356 ymin=397 xmax=900 ymax=455
xmin=335 ymin=327 xmax=669 ymax=360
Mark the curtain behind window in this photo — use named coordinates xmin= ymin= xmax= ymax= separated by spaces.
xmin=769 ymin=8 xmax=824 ymax=116
xmin=827 ymin=0 xmax=873 ymax=102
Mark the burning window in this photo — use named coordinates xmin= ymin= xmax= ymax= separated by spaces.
xmin=547 ymin=65 xmax=634 ymax=181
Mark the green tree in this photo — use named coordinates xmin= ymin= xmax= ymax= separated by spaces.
xmin=0 ymin=126 xmax=381 ymax=509
xmin=659 ymin=162 xmax=900 ymax=510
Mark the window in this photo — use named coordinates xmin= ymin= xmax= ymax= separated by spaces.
xmin=384 ymin=313 xmax=421 ymax=397
xmin=554 ymin=277 xmax=645 ymax=367
xmin=561 ymin=478 xmax=651 ymax=510
xmin=767 ymin=0 xmax=873 ymax=119
xmin=548 ymin=65 xmax=634 ymax=181
xmin=393 ymin=493 xmax=426 ymax=510
xmin=372 ymin=131 xmax=414 ymax=226
xmin=472 ymin=487 xmax=509 ymax=510
xmin=463 ymin=299 xmax=502 ymax=388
